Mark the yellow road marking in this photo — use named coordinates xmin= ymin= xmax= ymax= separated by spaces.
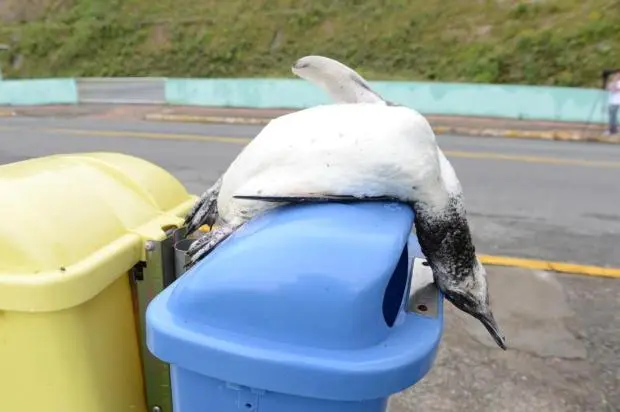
xmin=445 ymin=150 xmax=620 ymax=169
xmin=1 ymin=124 xmax=619 ymax=168
xmin=479 ymin=254 xmax=620 ymax=279
xmin=47 ymin=128 xmax=251 ymax=145
xmin=43 ymin=129 xmax=620 ymax=169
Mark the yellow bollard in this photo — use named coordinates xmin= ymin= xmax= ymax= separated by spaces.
xmin=0 ymin=152 xmax=197 ymax=412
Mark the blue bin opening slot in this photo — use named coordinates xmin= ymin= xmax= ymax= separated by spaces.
xmin=382 ymin=244 xmax=409 ymax=328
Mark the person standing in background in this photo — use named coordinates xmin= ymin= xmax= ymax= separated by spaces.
xmin=606 ymin=72 xmax=620 ymax=135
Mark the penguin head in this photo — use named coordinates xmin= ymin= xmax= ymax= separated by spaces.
xmin=436 ymin=259 xmax=506 ymax=350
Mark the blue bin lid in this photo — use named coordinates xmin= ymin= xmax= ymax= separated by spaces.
xmin=147 ymin=202 xmax=443 ymax=401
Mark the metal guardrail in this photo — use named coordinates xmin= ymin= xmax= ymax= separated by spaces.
xmin=76 ymin=77 xmax=166 ymax=104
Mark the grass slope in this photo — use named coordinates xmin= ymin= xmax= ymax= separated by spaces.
xmin=0 ymin=0 xmax=618 ymax=87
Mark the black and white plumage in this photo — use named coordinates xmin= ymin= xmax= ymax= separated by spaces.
xmin=183 ymin=56 xmax=392 ymax=235
xmin=183 ymin=55 xmax=395 ymax=235
xmin=183 ymin=56 xmax=506 ymax=350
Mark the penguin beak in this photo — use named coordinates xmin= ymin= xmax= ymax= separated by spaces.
xmin=477 ymin=311 xmax=507 ymax=350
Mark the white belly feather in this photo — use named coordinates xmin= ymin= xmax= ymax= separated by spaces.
xmin=217 ymin=103 xmax=449 ymax=221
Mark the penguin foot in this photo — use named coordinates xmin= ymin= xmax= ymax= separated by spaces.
xmin=184 ymin=177 xmax=222 ymax=235
xmin=184 ymin=223 xmax=236 ymax=269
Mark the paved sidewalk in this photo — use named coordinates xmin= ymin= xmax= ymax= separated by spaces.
xmin=390 ymin=266 xmax=619 ymax=412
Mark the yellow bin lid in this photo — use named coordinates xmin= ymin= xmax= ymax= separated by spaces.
xmin=0 ymin=152 xmax=195 ymax=312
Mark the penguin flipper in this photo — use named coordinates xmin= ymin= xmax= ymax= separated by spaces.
xmin=232 ymin=193 xmax=402 ymax=203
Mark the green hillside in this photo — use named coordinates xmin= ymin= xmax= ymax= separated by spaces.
xmin=0 ymin=0 xmax=618 ymax=87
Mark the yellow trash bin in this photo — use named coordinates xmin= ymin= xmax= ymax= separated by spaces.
xmin=0 ymin=152 xmax=196 ymax=412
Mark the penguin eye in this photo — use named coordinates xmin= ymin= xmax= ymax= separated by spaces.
xmin=443 ymin=292 xmax=457 ymax=304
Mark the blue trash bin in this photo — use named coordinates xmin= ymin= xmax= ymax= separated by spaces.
xmin=146 ymin=202 xmax=443 ymax=412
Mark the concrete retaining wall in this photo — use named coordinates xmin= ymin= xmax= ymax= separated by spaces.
xmin=165 ymin=78 xmax=608 ymax=124
xmin=0 ymin=76 xmax=609 ymax=124
xmin=0 ymin=79 xmax=78 ymax=105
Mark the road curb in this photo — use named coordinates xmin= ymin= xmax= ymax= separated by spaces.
xmin=479 ymin=255 xmax=620 ymax=279
xmin=0 ymin=110 xmax=15 ymax=117
xmin=144 ymin=113 xmax=620 ymax=144
xmin=145 ymin=113 xmax=271 ymax=125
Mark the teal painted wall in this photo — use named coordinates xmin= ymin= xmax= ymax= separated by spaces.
xmin=0 ymin=79 xmax=78 ymax=105
xmin=166 ymin=78 xmax=609 ymax=124
xmin=0 ymin=77 xmax=608 ymax=124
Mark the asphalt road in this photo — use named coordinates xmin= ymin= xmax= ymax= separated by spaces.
xmin=0 ymin=113 xmax=618 ymax=410
xmin=0 ymin=115 xmax=618 ymax=267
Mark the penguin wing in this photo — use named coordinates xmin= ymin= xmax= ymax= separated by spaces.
xmin=232 ymin=193 xmax=402 ymax=203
